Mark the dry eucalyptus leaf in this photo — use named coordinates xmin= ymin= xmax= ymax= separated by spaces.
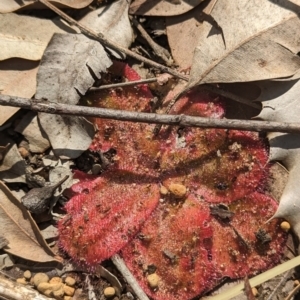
xmin=80 ymin=0 xmax=133 ymax=59
xmin=15 ymin=112 xmax=50 ymax=153
xmin=166 ymin=0 xmax=217 ymax=69
xmin=187 ymin=0 xmax=300 ymax=89
xmin=0 ymin=134 xmax=26 ymax=183
xmin=36 ymin=33 xmax=112 ymax=159
xmin=38 ymin=114 xmax=95 ymax=159
xmin=0 ymin=253 xmax=14 ymax=269
xmin=40 ymin=224 xmax=59 ymax=240
xmin=0 ymin=59 xmax=38 ymax=126
xmin=0 ymin=181 xmax=60 ymax=265
xmin=129 ymin=0 xmax=204 ymax=16
xmin=0 ymin=13 xmax=76 ymax=61
xmin=0 ymin=0 xmax=93 ymax=13
xmin=255 ymin=79 xmax=300 ymax=238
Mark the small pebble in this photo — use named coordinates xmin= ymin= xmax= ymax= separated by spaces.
xmin=65 ymin=276 xmax=76 ymax=287
xmin=16 ymin=278 xmax=27 ymax=285
xmin=147 ymin=273 xmax=159 ymax=289
xmin=294 ymin=279 xmax=300 ymax=286
xmin=49 ymin=277 xmax=63 ymax=284
xmin=168 ymin=183 xmax=187 ymax=198
xmin=53 ymin=286 xmax=64 ymax=298
xmin=104 ymin=286 xmax=116 ymax=298
xmin=37 ymin=282 xmax=52 ymax=293
xmin=280 ymin=221 xmax=291 ymax=232
xmin=23 ymin=270 xmax=31 ymax=280
xmin=92 ymin=164 xmax=102 ymax=175
xmin=33 ymin=273 xmax=49 ymax=287
xmin=63 ymin=285 xmax=75 ymax=296
xmin=252 ymin=287 xmax=258 ymax=297
xmin=159 ymin=185 xmax=168 ymax=195
xmin=64 ymin=296 xmax=72 ymax=300
xmin=18 ymin=147 xmax=29 ymax=158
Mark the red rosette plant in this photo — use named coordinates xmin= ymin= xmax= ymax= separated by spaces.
xmin=58 ymin=62 xmax=287 ymax=299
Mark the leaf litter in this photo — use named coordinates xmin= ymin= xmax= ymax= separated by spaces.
xmin=0 ymin=0 xmax=300 ymax=299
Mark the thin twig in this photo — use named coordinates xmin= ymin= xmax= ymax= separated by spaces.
xmin=1 ymin=94 xmax=300 ymax=134
xmin=88 ymin=78 xmax=158 ymax=92
xmin=38 ymin=0 xmax=188 ymax=81
xmin=111 ymin=254 xmax=150 ymax=300
xmin=130 ymin=16 xmax=173 ymax=66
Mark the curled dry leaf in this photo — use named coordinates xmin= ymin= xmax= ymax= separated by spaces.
xmin=187 ymin=0 xmax=300 ymax=89
xmin=59 ymin=63 xmax=287 ymax=299
xmin=36 ymin=33 xmax=112 ymax=159
xmin=129 ymin=0 xmax=204 ymax=16
xmin=80 ymin=0 xmax=134 ymax=59
xmin=0 ymin=0 xmax=93 ymax=13
xmin=0 ymin=13 xmax=76 ymax=61
xmin=0 ymin=181 xmax=61 ymax=265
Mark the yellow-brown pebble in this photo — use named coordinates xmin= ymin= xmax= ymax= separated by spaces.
xmin=63 ymin=285 xmax=75 ymax=296
xmin=294 ymin=279 xmax=300 ymax=286
xmin=23 ymin=270 xmax=31 ymax=280
xmin=53 ymin=285 xmax=64 ymax=298
xmin=65 ymin=276 xmax=76 ymax=287
xmin=168 ymin=183 xmax=187 ymax=198
xmin=252 ymin=287 xmax=258 ymax=297
xmin=280 ymin=221 xmax=291 ymax=232
xmin=49 ymin=277 xmax=63 ymax=284
xmin=37 ymin=282 xmax=52 ymax=293
xmin=16 ymin=278 xmax=27 ymax=285
xmin=104 ymin=287 xmax=116 ymax=298
xmin=18 ymin=147 xmax=29 ymax=158
xmin=159 ymin=185 xmax=168 ymax=195
xmin=64 ymin=296 xmax=72 ymax=300
xmin=147 ymin=273 xmax=159 ymax=289
xmin=33 ymin=273 xmax=49 ymax=287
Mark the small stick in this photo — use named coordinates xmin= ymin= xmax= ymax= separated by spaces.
xmin=130 ymin=16 xmax=173 ymax=66
xmin=111 ymin=254 xmax=150 ymax=300
xmin=0 ymin=94 xmax=300 ymax=134
xmin=38 ymin=0 xmax=188 ymax=81
xmin=88 ymin=78 xmax=158 ymax=92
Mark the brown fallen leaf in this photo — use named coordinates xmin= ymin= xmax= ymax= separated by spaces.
xmin=0 ymin=180 xmax=61 ymax=265
xmin=129 ymin=0 xmax=204 ymax=16
xmin=0 ymin=59 xmax=38 ymax=126
xmin=0 ymin=13 xmax=76 ymax=61
xmin=187 ymin=0 xmax=300 ymax=88
xmin=166 ymin=0 xmax=217 ymax=69
xmin=0 ymin=0 xmax=93 ymax=13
